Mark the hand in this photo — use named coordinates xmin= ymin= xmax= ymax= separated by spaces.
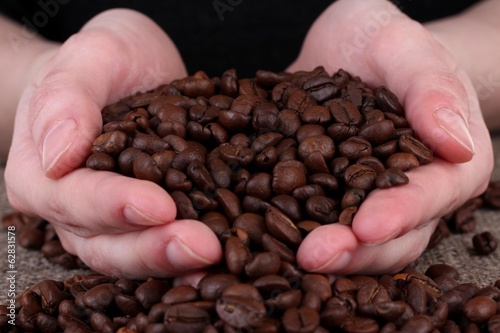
xmin=5 ymin=9 xmax=222 ymax=279
xmin=288 ymin=0 xmax=493 ymax=274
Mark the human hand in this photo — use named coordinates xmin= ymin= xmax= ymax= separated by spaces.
xmin=288 ymin=0 xmax=493 ymax=274
xmin=5 ymin=9 xmax=222 ymax=279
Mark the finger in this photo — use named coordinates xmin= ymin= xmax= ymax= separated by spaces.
xmin=6 ymin=158 xmax=177 ymax=237
xmin=27 ymin=8 xmax=186 ymax=178
xmin=56 ymin=219 xmax=222 ymax=279
xmin=297 ymin=220 xmax=438 ymax=275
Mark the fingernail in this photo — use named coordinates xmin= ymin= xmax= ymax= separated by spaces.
xmin=123 ymin=205 xmax=165 ymax=226
xmin=166 ymin=238 xmax=215 ymax=272
xmin=434 ymin=108 xmax=475 ymax=154
xmin=309 ymin=251 xmax=352 ymax=273
xmin=42 ymin=119 xmax=78 ymax=173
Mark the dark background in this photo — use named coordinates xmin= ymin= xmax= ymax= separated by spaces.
xmin=0 ymin=0 xmax=480 ymax=77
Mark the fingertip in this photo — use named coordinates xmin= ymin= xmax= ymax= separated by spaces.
xmin=164 ymin=220 xmax=223 ymax=273
xmin=296 ymin=225 xmax=355 ymax=273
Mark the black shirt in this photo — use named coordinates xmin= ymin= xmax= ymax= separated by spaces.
xmin=0 ymin=0 xmax=480 ymax=77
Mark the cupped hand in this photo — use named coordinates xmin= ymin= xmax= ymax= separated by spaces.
xmin=5 ymin=9 xmax=222 ymax=279
xmin=288 ymin=0 xmax=493 ymax=274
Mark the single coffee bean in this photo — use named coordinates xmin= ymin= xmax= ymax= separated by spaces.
xmin=374 ymin=86 xmax=404 ymax=115
xmin=261 ymin=233 xmax=297 ymax=263
xmin=399 ymin=134 xmax=433 ymax=165
xmin=344 ymin=164 xmax=377 ymax=190
xmin=463 ymin=296 xmax=497 ymax=324
xmin=170 ymin=191 xmax=198 ymax=220
xmin=385 ymin=152 xmax=419 ymax=171
xmin=375 ymin=167 xmax=409 ymax=189
xmin=325 ymin=98 xmax=362 ymax=126
xmin=338 ymin=136 xmax=372 ymax=160
xmin=282 ymin=306 xmax=320 ymax=333
xmin=358 ymin=119 xmax=395 ymax=145
xmin=132 ymin=153 xmax=163 ymax=184
xmin=305 ymin=196 xmax=338 ymax=224
xmin=225 ymin=236 xmax=252 ymax=275
xmin=86 ymin=152 xmax=116 ymax=171
xmin=245 ymin=252 xmax=281 ymax=278
xmin=232 ymin=213 xmax=267 ymax=246
xmin=91 ymin=130 xmax=128 ymax=156
xmin=472 ymin=231 xmax=498 ymax=255
xmin=265 ymin=206 xmax=302 ymax=247
xmin=216 ymin=295 xmax=266 ymax=329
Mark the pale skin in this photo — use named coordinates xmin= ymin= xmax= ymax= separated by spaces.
xmin=0 ymin=0 xmax=498 ymax=279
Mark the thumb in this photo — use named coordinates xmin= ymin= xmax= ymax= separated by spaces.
xmin=28 ymin=9 xmax=186 ymax=178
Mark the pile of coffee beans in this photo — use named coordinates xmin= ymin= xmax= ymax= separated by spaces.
xmin=86 ymin=67 xmax=433 ymax=227
xmin=1 ymin=67 xmax=499 ymax=332
xmin=1 ymin=259 xmax=500 ymax=332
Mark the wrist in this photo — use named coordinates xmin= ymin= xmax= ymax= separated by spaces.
xmin=0 ymin=16 xmax=60 ymax=158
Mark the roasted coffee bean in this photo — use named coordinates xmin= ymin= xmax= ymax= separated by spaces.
xmin=296 ymin=124 xmax=325 ymax=143
xmin=282 ymin=306 xmax=320 ymax=333
xmin=272 ymin=160 xmax=307 ymax=194
xmin=325 ymin=98 xmax=362 ymax=126
xmin=261 ymin=233 xmax=297 ymax=263
xmin=385 ymin=152 xmax=419 ymax=171
xmin=198 ymin=274 xmax=240 ymax=302
xmin=132 ymin=153 xmax=163 ymax=184
xmin=399 ymin=134 xmax=433 ymax=165
xmin=271 ymin=194 xmax=302 ymax=222
xmin=472 ymin=231 xmax=498 ymax=255
xmin=246 ymin=173 xmax=273 ymax=200
xmin=375 ymin=167 xmax=409 ymax=189
xmin=301 ymin=105 xmax=332 ymax=124
xmin=221 ymin=68 xmax=239 ymax=97
xmin=162 ymin=303 xmax=211 ymax=333
xmin=341 ymin=316 xmax=379 ymax=333
xmin=373 ymin=139 xmax=398 ymax=159
xmin=356 ymin=156 xmax=385 ymax=175
xmin=375 ymin=86 xmax=404 ymax=115
xmin=245 ymin=252 xmax=281 ymax=278
xmin=170 ymin=191 xmax=198 ymax=220
xmin=425 ymin=264 xmax=460 ymax=281
xmin=215 ymin=188 xmax=242 ymax=221
xmin=330 ymin=156 xmax=350 ymax=178
xmin=298 ymin=135 xmax=335 ymax=161
xmin=265 ymin=206 xmax=302 ymax=247
xmin=242 ymin=195 xmax=271 ymax=215
xmin=233 ymin=213 xmax=266 ymax=246
xmin=463 ymin=296 xmax=497 ymax=324
xmin=344 ymin=164 xmax=377 ymax=190
xmin=278 ymin=109 xmax=302 ymax=137
xmin=189 ymin=190 xmax=218 ymax=211
xmin=253 ymin=275 xmax=292 ymax=296
xmin=338 ymin=136 xmax=372 ymax=160
xmin=171 ymin=71 xmax=215 ymax=98
xmin=305 ymin=196 xmax=338 ymax=224
xmin=86 ymin=152 xmax=116 ymax=171
xmin=292 ymin=184 xmax=326 ymax=201
xmin=91 ymin=130 xmax=128 ymax=156
xmin=303 ymin=75 xmax=337 ymax=103
xmin=358 ymin=119 xmax=395 ymax=145
xmin=131 ymin=132 xmax=169 ymax=154
xmin=286 ymin=88 xmax=316 ymax=114
xmin=216 ymin=295 xmax=266 ymax=329
xmin=82 ymin=284 xmax=121 ymax=312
